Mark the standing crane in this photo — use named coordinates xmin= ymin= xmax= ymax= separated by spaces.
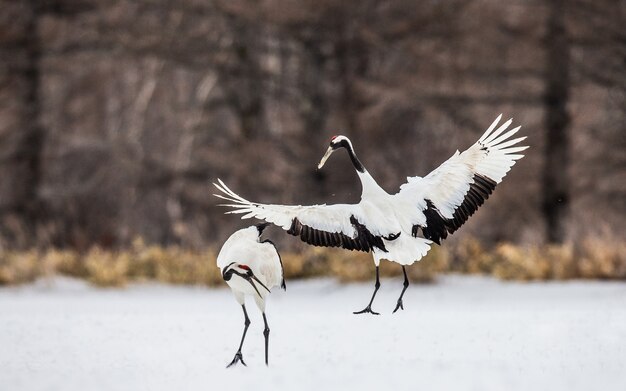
xmin=217 ymin=224 xmax=285 ymax=367
xmin=214 ymin=115 xmax=527 ymax=315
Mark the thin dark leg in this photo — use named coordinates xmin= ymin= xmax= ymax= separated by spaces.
xmin=262 ymin=312 xmax=270 ymax=366
xmin=353 ymin=266 xmax=381 ymax=315
xmin=227 ymin=304 xmax=250 ymax=368
xmin=392 ymin=266 xmax=410 ymax=313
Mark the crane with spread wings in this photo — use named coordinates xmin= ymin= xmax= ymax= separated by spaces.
xmin=214 ymin=115 xmax=527 ymax=315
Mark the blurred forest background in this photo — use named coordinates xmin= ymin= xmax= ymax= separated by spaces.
xmin=0 ymin=0 xmax=624 ymax=284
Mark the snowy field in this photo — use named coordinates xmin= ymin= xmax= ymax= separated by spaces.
xmin=1 ymin=276 xmax=625 ymax=391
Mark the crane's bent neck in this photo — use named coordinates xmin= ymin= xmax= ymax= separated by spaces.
xmin=345 ymin=144 xmax=388 ymax=198
xmin=344 ymin=143 xmax=365 ymax=173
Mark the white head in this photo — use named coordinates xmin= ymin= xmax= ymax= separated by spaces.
xmin=317 ymin=135 xmax=364 ymax=173
xmin=318 ymin=136 xmax=353 ymax=169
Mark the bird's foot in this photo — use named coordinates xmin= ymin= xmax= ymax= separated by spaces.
xmin=392 ymin=299 xmax=404 ymax=314
xmin=353 ymin=305 xmax=380 ymax=315
xmin=226 ymin=352 xmax=246 ymax=368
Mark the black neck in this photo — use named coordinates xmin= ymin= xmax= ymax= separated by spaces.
xmin=338 ymin=139 xmax=365 ymax=173
xmin=347 ymin=147 xmax=365 ymax=173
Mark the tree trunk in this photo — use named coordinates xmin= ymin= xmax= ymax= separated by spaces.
xmin=543 ymin=0 xmax=571 ymax=243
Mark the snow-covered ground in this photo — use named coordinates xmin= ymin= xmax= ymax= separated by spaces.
xmin=1 ymin=275 xmax=625 ymax=391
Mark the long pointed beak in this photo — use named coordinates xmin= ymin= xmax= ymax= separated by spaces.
xmin=231 ymin=270 xmax=267 ymax=298
xmin=236 ymin=271 xmax=271 ymax=298
xmin=245 ymin=277 xmax=263 ymax=298
xmin=318 ymin=146 xmax=334 ymax=169
xmin=251 ymin=275 xmax=271 ymax=294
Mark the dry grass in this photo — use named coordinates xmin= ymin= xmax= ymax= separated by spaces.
xmin=447 ymin=238 xmax=626 ymax=281
xmin=0 ymin=237 xmax=624 ymax=287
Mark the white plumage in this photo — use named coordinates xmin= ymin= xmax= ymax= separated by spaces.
xmin=217 ymin=224 xmax=285 ymax=367
xmin=214 ymin=115 xmax=527 ymax=314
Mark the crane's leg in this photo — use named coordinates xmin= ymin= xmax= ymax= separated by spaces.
xmin=392 ymin=266 xmax=409 ymax=313
xmin=262 ymin=312 xmax=270 ymax=366
xmin=227 ymin=304 xmax=250 ymax=368
xmin=353 ymin=266 xmax=381 ymax=315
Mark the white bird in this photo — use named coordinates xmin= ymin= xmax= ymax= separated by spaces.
xmin=214 ymin=115 xmax=527 ymax=315
xmin=217 ymin=223 xmax=285 ymax=367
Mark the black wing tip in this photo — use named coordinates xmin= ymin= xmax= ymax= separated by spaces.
xmin=417 ymin=174 xmax=497 ymax=244
xmin=287 ymin=217 xmax=385 ymax=253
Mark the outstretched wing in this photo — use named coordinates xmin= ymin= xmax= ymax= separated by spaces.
xmin=397 ymin=114 xmax=528 ymax=244
xmin=213 ymin=179 xmax=385 ymax=252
